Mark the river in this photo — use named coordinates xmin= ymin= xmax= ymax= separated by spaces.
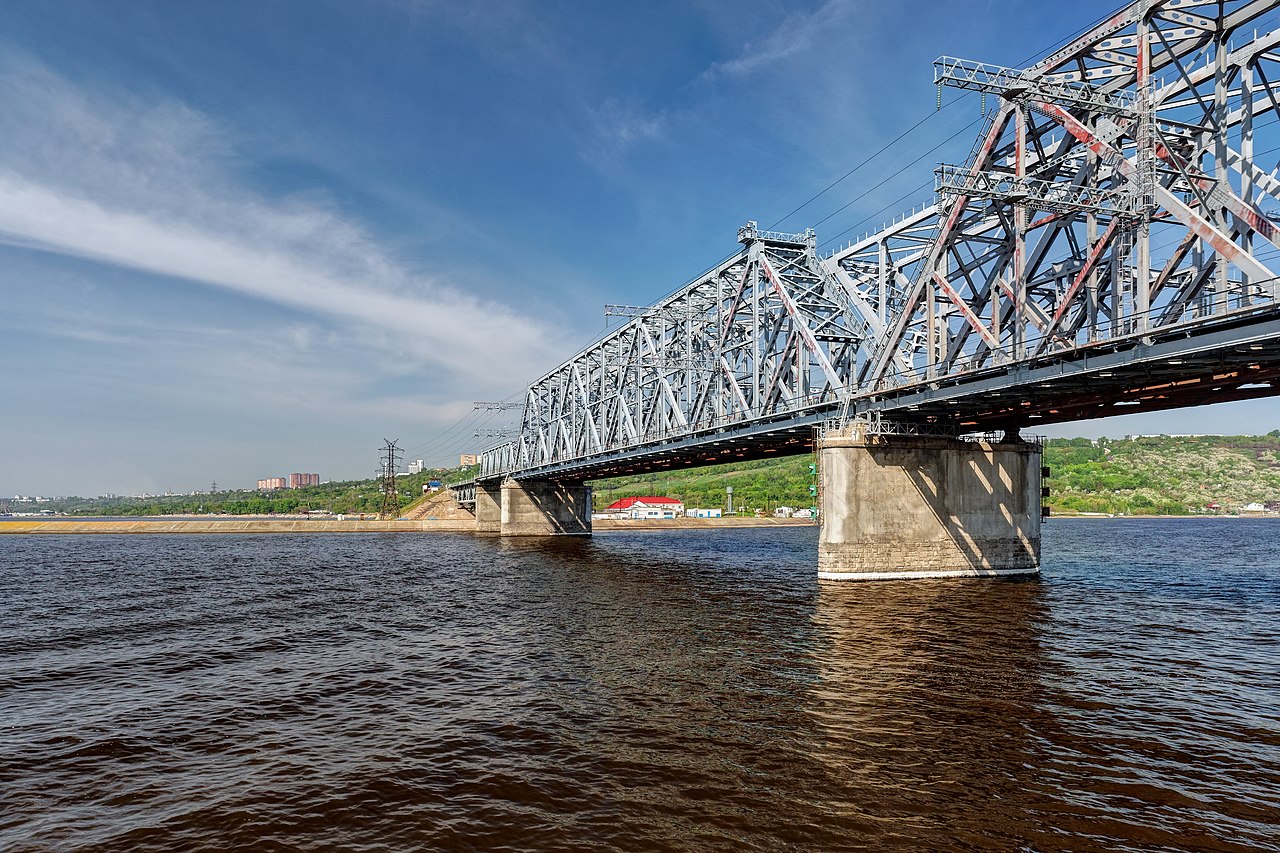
xmin=1 ymin=519 xmax=1277 ymax=851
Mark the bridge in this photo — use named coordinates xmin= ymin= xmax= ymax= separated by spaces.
xmin=456 ymin=0 xmax=1280 ymax=580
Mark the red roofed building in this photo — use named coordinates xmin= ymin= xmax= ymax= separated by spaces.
xmin=603 ymin=496 xmax=685 ymax=519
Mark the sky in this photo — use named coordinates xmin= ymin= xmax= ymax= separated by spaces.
xmin=4 ymin=0 xmax=1279 ymax=497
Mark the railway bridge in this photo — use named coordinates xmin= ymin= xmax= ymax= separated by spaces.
xmin=456 ymin=0 xmax=1280 ymax=579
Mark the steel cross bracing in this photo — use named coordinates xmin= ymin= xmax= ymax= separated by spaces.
xmin=481 ymin=0 xmax=1280 ymax=482
xmin=867 ymin=0 xmax=1280 ymax=388
xmin=481 ymin=224 xmax=864 ymax=479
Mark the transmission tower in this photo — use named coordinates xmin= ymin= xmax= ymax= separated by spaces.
xmin=378 ymin=438 xmax=403 ymax=519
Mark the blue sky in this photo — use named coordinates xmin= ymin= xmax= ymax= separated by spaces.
xmin=4 ymin=0 xmax=1277 ymax=497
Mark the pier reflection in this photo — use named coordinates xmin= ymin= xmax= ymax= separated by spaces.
xmin=807 ymin=578 xmax=1057 ymax=848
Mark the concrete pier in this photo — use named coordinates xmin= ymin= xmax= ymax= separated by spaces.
xmin=474 ymin=478 xmax=592 ymax=536
xmin=475 ymin=481 xmax=501 ymax=534
xmin=818 ymin=426 xmax=1041 ymax=581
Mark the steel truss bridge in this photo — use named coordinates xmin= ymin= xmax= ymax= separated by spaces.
xmin=473 ymin=0 xmax=1280 ymax=491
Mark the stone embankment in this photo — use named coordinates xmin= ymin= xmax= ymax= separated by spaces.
xmin=400 ymin=489 xmax=475 ymax=521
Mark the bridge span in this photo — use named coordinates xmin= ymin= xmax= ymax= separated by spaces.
xmin=457 ymin=0 xmax=1280 ymax=580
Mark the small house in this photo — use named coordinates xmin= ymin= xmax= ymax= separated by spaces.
xmin=604 ymin=496 xmax=685 ymax=519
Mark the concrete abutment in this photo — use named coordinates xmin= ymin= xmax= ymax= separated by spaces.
xmin=818 ymin=427 xmax=1042 ymax=581
xmin=474 ymin=478 xmax=592 ymax=537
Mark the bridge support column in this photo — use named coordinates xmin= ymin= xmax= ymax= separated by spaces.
xmin=818 ymin=426 xmax=1041 ymax=581
xmin=474 ymin=481 xmax=502 ymax=535
xmin=498 ymin=479 xmax=592 ymax=536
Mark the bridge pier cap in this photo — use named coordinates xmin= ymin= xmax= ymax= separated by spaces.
xmin=818 ymin=420 xmax=1042 ymax=582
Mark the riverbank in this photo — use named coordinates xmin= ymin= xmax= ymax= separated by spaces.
xmin=594 ymin=517 xmax=815 ymax=530
xmin=0 ymin=515 xmax=815 ymax=535
xmin=0 ymin=518 xmax=475 ymax=534
xmin=1049 ymin=512 xmax=1280 ymax=519
xmin=10 ymin=513 xmax=1278 ymax=534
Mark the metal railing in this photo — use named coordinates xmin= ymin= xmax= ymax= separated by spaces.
xmin=866 ymin=276 xmax=1280 ymax=393
xmin=934 ymin=55 xmax=1136 ymax=115
xmin=934 ymin=165 xmax=1131 ymax=215
xmin=738 ymin=221 xmax=815 ymax=246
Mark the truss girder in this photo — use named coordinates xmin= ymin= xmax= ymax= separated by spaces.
xmin=483 ymin=0 xmax=1280 ymax=480
xmin=865 ymin=0 xmax=1280 ymax=391
xmin=493 ymin=228 xmax=875 ymax=475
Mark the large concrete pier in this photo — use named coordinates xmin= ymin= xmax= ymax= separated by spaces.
xmin=818 ymin=425 xmax=1042 ymax=581
xmin=474 ymin=479 xmax=592 ymax=536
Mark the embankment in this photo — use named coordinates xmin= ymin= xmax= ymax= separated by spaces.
xmin=0 ymin=518 xmax=475 ymax=534
xmin=593 ymin=517 xmax=814 ymax=530
xmin=0 ymin=515 xmax=815 ymax=535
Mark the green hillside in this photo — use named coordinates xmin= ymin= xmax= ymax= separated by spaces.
xmin=1045 ymin=434 xmax=1280 ymax=515
xmin=19 ymin=434 xmax=1280 ymax=518
xmin=592 ymin=455 xmax=819 ymax=514
xmin=592 ymin=434 xmax=1280 ymax=516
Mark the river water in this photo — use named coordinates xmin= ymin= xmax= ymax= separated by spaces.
xmin=1 ymin=520 xmax=1277 ymax=851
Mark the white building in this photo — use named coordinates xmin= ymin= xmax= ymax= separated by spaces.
xmin=604 ymin=496 xmax=685 ymax=519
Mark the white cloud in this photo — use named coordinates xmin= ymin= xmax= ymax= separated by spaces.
xmin=0 ymin=59 xmax=563 ymax=390
xmin=0 ymin=171 xmax=551 ymax=378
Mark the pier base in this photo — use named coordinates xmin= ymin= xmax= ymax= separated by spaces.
xmin=475 ymin=478 xmax=592 ymax=536
xmin=818 ymin=428 xmax=1041 ymax=581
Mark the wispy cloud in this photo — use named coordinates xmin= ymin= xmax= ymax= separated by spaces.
xmin=702 ymin=0 xmax=856 ymax=79
xmin=0 ymin=266 xmax=497 ymax=493
xmin=592 ymin=99 xmax=667 ymax=147
xmin=576 ymin=0 xmax=865 ymax=175
xmin=0 ymin=59 xmax=563 ymax=390
xmin=580 ymin=98 xmax=669 ymax=172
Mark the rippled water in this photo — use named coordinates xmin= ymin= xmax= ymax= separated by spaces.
xmin=1 ymin=520 xmax=1278 ymax=851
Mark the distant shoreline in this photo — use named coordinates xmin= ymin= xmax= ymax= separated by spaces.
xmin=7 ymin=514 xmax=1272 ymax=536
xmin=1049 ymin=513 xmax=1279 ymax=520
xmin=594 ymin=517 xmax=815 ymax=530
xmin=0 ymin=515 xmax=815 ymax=535
xmin=0 ymin=518 xmax=474 ymax=534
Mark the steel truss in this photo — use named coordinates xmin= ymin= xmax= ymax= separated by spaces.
xmin=484 ymin=0 xmax=1280 ymax=480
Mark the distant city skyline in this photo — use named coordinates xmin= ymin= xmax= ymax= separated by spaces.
xmin=3 ymin=0 xmax=1277 ymax=497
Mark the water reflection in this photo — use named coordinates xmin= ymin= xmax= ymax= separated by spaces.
xmin=807 ymin=578 xmax=1054 ymax=848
